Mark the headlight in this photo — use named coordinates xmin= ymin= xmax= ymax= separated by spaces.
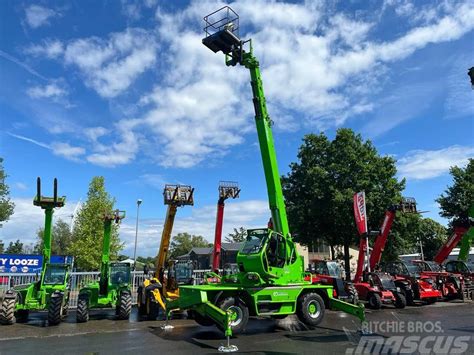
xmin=397 ymin=287 xmax=401 ymax=292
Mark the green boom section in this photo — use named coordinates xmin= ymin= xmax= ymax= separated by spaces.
xmin=458 ymin=205 xmax=474 ymax=261
xmin=239 ymin=52 xmax=289 ymax=237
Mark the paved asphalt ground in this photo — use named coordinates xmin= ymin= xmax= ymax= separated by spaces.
xmin=0 ymin=301 xmax=472 ymax=354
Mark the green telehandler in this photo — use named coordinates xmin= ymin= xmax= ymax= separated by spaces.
xmin=165 ymin=7 xmax=365 ymax=350
xmin=0 ymin=178 xmax=71 ymax=326
xmin=76 ymin=209 xmax=132 ymax=322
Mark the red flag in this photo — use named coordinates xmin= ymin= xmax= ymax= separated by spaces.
xmin=353 ymin=191 xmax=368 ymax=235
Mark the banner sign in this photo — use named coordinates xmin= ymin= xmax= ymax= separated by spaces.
xmin=0 ymin=255 xmax=74 ymax=273
xmin=353 ymin=191 xmax=368 ymax=235
xmin=0 ymin=254 xmax=43 ymax=273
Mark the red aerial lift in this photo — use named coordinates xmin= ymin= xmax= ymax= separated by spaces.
xmin=352 ymin=195 xmax=417 ymax=309
xmin=211 ymin=181 xmax=240 ymax=272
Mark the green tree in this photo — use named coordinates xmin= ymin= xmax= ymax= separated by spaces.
xmin=383 ymin=213 xmax=422 ymax=262
xmin=34 ymin=218 xmax=74 ymax=255
xmin=69 ymin=176 xmax=123 ymax=270
xmin=0 ymin=158 xmax=15 ymax=226
xmin=0 ymin=239 xmax=4 ymax=253
xmin=225 ymin=227 xmax=247 ymax=243
xmin=6 ymin=239 xmax=24 ymax=254
xmin=282 ymin=129 xmax=405 ymax=280
xmin=437 ymin=159 xmax=474 ymax=221
xmin=417 ymin=218 xmax=447 ymax=260
xmin=169 ymin=232 xmax=211 ymax=259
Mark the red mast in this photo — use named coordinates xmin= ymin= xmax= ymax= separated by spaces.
xmin=211 ymin=182 xmax=240 ymax=272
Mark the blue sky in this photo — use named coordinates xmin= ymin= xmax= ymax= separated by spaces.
xmin=1 ymin=0 xmax=473 ymax=257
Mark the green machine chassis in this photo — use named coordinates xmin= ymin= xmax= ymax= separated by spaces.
xmin=76 ymin=210 xmax=132 ymax=322
xmin=0 ymin=178 xmax=70 ymax=326
xmin=167 ymin=7 xmax=364 ymax=339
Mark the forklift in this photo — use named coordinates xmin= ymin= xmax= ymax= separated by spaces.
xmin=0 ymin=178 xmax=71 ymax=325
xmin=165 ymin=7 xmax=365 ymax=347
xmin=76 ymin=210 xmax=131 ymax=322
xmin=137 ymin=184 xmax=194 ymax=320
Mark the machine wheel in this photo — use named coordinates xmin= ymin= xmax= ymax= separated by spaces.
xmin=367 ymin=293 xmax=382 ymax=309
xmin=76 ymin=296 xmax=89 ymax=323
xmin=192 ymin=311 xmax=215 ymax=326
xmin=48 ymin=294 xmax=63 ymax=326
xmin=0 ymin=298 xmax=16 ymax=325
xmin=137 ymin=287 xmax=146 ymax=316
xmin=296 ymin=292 xmax=325 ymax=327
xmin=217 ymin=296 xmax=249 ymax=334
xmin=146 ymin=293 xmax=159 ymax=321
xmin=394 ymin=292 xmax=406 ymax=309
xmin=16 ymin=310 xmax=29 ymax=323
xmin=403 ymin=290 xmax=415 ymax=306
xmin=62 ymin=297 xmax=69 ymax=319
xmin=348 ymin=284 xmax=359 ymax=305
xmin=117 ymin=292 xmax=132 ymax=320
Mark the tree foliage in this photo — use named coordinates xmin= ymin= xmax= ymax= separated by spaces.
xmin=225 ymin=227 xmax=247 ymax=243
xmin=34 ymin=218 xmax=73 ymax=255
xmin=6 ymin=239 xmax=24 ymax=254
xmin=437 ymin=158 xmax=474 ymax=221
xmin=169 ymin=232 xmax=211 ymax=259
xmin=0 ymin=240 xmax=4 ymax=253
xmin=69 ymin=176 xmax=123 ymax=270
xmin=282 ymin=129 xmax=405 ymax=279
xmin=0 ymin=157 xmax=14 ymax=226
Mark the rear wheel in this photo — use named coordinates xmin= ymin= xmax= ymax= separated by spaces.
xmin=394 ymin=292 xmax=406 ymax=309
xmin=368 ymin=293 xmax=382 ymax=309
xmin=48 ymin=294 xmax=63 ymax=326
xmin=76 ymin=296 xmax=89 ymax=323
xmin=0 ymin=298 xmax=16 ymax=325
xmin=297 ymin=292 xmax=325 ymax=327
xmin=217 ymin=297 xmax=249 ymax=334
xmin=146 ymin=293 xmax=159 ymax=321
xmin=348 ymin=284 xmax=359 ymax=305
xmin=117 ymin=292 xmax=132 ymax=320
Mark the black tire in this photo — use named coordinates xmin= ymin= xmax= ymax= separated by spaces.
xmin=192 ymin=310 xmax=215 ymax=326
xmin=117 ymin=292 xmax=132 ymax=320
xmin=48 ymin=294 xmax=63 ymax=326
xmin=368 ymin=293 xmax=382 ymax=310
xmin=16 ymin=309 xmax=29 ymax=323
xmin=403 ymin=289 xmax=415 ymax=306
xmin=217 ymin=296 xmax=249 ymax=334
xmin=137 ymin=287 xmax=147 ymax=316
xmin=348 ymin=284 xmax=359 ymax=305
xmin=296 ymin=292 xmax=325 ymax=327
xmin=0 ymin=298 xmax=16 ymax=325
xmin=146 ymin=293 xmax=159 ymax=321
xmin=76 ymin=296 xmax=89 ymax=323
xmin=394 ymin=292 xmax=406 ymax=309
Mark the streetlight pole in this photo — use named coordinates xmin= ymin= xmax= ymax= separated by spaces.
xmin=133 ymin=199 xmax=142 ymax=270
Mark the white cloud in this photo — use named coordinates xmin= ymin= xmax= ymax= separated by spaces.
xmin=26 ymin=39 xmax=64 ymax=58
xmin=51 ymin=142 xmax=85 ymax=161
xmin=397 ymin=145 xmax=474 ymax=180
xmin=24 ymin=5 xmax=59 ymax=29
xmin=22 ymin=0 xmax=474 ymax=168
xmin=7 ymin=133 xmax=85 ymax=162
xmin=27 ymin=83 xmax=67 ymax=99
xmin=0 ymin=198 xmax=77 ymax=247
xmin=63 ymin=28 xmax=158 ymax=98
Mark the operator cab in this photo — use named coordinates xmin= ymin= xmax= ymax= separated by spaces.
xmin=110 ymin=262 xmax=131 ymax=285
xmin=42 ymin=264 xmax=68 ymax=285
